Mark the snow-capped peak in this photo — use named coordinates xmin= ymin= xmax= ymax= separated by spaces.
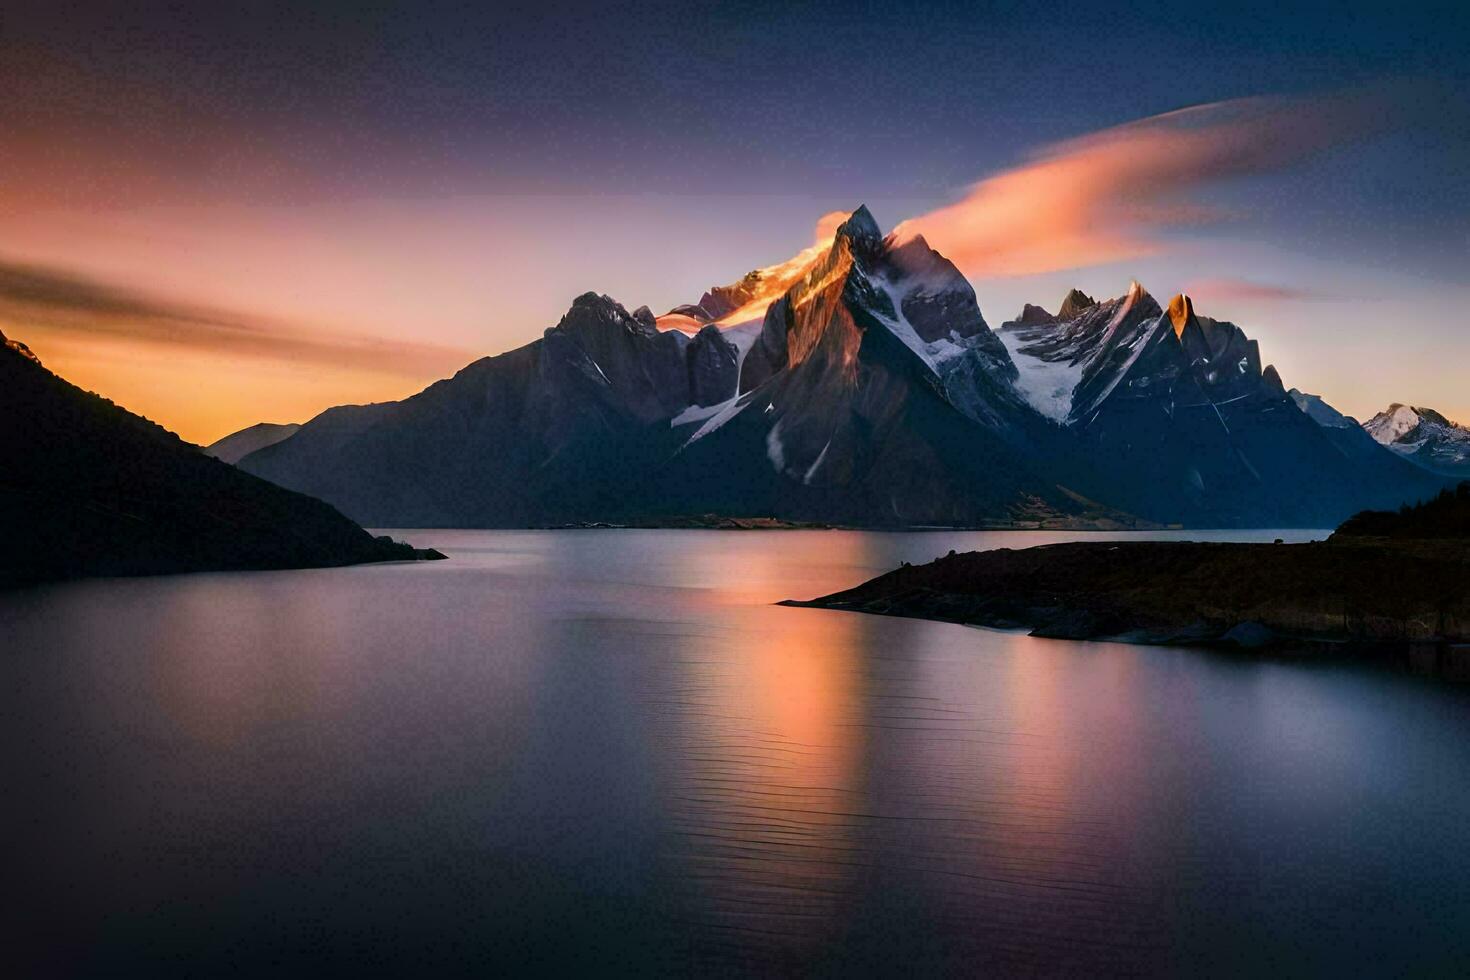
xmin=1364 ymin=403 xmax=1425 ymax=445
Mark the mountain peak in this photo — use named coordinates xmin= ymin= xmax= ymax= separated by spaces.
xmin=1166 ymin=293 xmax=1197 ymax=336
xmin=561 ymin=292 xmax=656 ymax=336
xmin=1014 ymin=303 xmax=1055 ymax=326
xmin=835 ymin=205 xmax=883 ymax=250
xmin=1057 ymin=288 xmax=1097 ymax=320
xmin=1363 ymin=403 xmax=1470 ymax=475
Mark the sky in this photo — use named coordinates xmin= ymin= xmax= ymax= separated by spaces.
xmin=1 ymin=0 xmax=1467 ymax=444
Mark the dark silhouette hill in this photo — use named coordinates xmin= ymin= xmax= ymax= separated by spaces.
xmin=0 ymin=329 xmax=440 ymax=587
xmin=786 ymin=485 xmax=1470 ymax=667
xmin=1335 ymin=481 xmax=1470 ymax=538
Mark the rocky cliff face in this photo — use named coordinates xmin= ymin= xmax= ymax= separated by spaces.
xmin=685 ymin=324 xmax=739 ymax=406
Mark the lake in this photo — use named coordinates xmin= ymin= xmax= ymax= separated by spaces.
xmin=5 ymin=528 xmax=1470 ymax=976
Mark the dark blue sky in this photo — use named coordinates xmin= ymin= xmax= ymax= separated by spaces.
xmin=7 ymin=0 xmax=1467 ymax=199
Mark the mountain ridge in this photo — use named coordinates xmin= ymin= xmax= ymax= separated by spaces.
xmin=231 ymin=207 xmax=1441 ymax=529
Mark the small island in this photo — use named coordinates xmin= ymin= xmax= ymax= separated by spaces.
xmin=783 ymin=484 xmax=1470 ymax=680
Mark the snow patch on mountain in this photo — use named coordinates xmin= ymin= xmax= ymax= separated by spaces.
xmin=803 ymin=439 xmax=831 ymax=484
xmin=722 ymin=319 xmax=763 ymax=360
xmin=874 ymin=278 xmax=967 ymax=374
xmin=678 ymin=390 xmax=756 ymax=446
xmin=997 ymin=329 xmax=1084 ymax=422
xmin=671 ymin=401 xmax=727 ymax=427
xmin=765 ymin=420 xmax=786 ymax=471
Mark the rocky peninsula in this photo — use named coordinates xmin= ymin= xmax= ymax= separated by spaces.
xmin=784 ymin=484 xmax=1470 ymax=679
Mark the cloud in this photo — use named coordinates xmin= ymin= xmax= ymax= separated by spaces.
xmin=1181 ymin=277 xmax=1320 ymax=304
xmin=893 ymin=90 xmax=1394 ymax=279
xmin=0 ymin=257 xmax=472 ymax=376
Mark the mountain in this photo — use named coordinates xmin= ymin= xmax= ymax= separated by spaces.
xmin=1056 ymin=288 xmax=1097 ymax=321
xmin=240 ymin=293 xmax=741 ymax=526
xmin=1288 ymin=389 xmax=1356 ymax=428
xmin=206 ymin=422 xmax=301 ymax=463
xmin=1363 ymin=404 xmax=1470 ymax=476
xmin=242 ymin=208 xmax=1109 ymax=528
xmin=1283 ymin=387 xmax=1403 ymax=467
xmin=238 ymin=207 xmax=1438 ymax=529
xmin=0 ymin=328 xmax=437 ymax=588
xmin=999 ymin=286 xmax=1441 ymax=525
xmin=999 ymin=280 xmax=1162 ymax=422
xmin=658 ymin=207 xmax=1093 ymax=527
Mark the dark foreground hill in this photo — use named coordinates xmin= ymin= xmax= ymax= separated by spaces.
xmin=785 ymin=483 xmax=1470 ymax=676
xmin=0 ymin=329 xmax=443 ymax=588
xmin=1335 ymin=482 xmax=1470 ymax=538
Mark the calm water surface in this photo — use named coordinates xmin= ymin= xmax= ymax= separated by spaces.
xmin=5 ymin=528 xmax=1470 ymax=976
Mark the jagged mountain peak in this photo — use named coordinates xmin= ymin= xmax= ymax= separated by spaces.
xmin=837 ymin=204 xmax=882 ymax=243
xmin=558 ymin=292 xmax=656 ymax=337
xmin=1058 ymin=288 xmax=1097 ymax=320
xmin=631 ymin=305 xmax=658 ymax=331
xmin=1166 ymin=293 xmax=1197 ymax=336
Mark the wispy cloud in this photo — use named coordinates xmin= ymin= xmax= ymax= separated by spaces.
xmin=0 ymin=257 xmax=472 ymax=376
xmin=1181 ymin=277 xmax=1321 ymax=304
xmin=893 ymin=90 xmax=1394 ymax=279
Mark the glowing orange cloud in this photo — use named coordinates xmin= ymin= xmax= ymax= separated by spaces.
xmin=893 ymin=92 xmax=1390 ymax=279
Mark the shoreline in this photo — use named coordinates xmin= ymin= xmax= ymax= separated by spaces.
xmin=780 ymin=537 xmax=1470 ymax=681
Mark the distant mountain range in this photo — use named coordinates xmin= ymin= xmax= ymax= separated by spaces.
xmin=229 ymin=206 xmax=1445 ymax=529
xmin=0 ymin=329 xmax=437 ymax=587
